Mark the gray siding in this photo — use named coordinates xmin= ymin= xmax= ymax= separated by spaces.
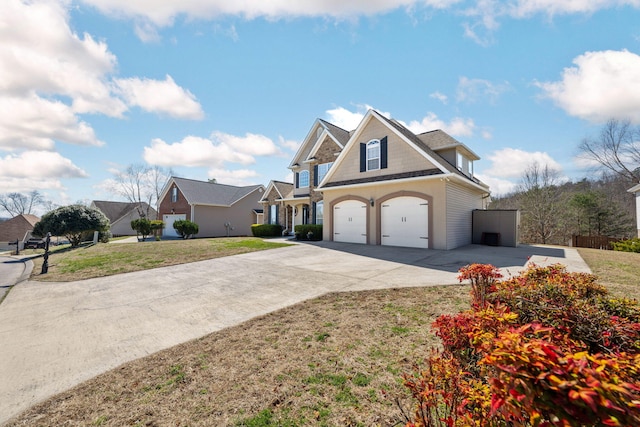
xmin=446 ymin=182 xmax=482 ymax=249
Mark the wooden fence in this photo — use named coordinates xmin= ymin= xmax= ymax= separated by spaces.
xmin=571 ymin=235 xmax=620 ymax=250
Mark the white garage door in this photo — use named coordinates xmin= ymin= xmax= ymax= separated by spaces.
xmin=381 ymin=197 xmax=429 ymax=248
xmin=333 ymin=200 xmax=367 ymax=244
xmin=163 ymin=214 xmax=186 ymax=237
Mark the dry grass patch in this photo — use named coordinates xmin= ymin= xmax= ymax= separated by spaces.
xmin=577 ymin=248 xmax=640 ymax=299
xmin=6 ymin=285 xmax=469 ymax=427
xmin=29 ymin=238 xmax=290 ymax=282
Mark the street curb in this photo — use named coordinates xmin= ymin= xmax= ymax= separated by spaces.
xmin=0 ymin=257 xmax=34 ymax=305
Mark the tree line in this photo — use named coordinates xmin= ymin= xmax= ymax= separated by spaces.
xmin=491 ymin=119 xmax=640 ymax=245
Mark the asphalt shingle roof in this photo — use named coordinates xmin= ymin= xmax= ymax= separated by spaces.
xmin=318 ymin=119 xmax=351 ymax=146
xmin=92 ymin=201 xmax=156 ymax=223
xmin=172 ymin=177 xmax=263 ymax=206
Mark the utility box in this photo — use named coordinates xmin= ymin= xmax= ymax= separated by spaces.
xmin=472 ymin=209 xmax=520 ymax=247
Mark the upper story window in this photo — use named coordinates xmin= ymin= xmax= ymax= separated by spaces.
xmin=298 ymin=170 xmax=310 ymax=188
xmin=367 ymin=139 xmax=380 ymax=171
xmin=316 ymin=127 xmax=323 ymax=139
xmin=316 ymin=162 xmax=333 ymax=184
xmin=171 ymin=187 xmax=178 ymax=203
xmin=457 ymin=152 xmax=473 ymax=176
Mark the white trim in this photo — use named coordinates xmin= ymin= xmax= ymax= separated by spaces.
xmin=260 ymin=181 xmax=286 ymax=202
xmin=318 ymin=110 xmax=455 ymax=188
xmin=319 ymin=172 xmax=489 ymax=193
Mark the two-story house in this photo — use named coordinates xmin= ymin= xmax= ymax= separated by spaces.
xmin=262 ymin=109 xmax=491 ymax=249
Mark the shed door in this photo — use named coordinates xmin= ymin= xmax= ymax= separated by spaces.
xmin=163 ymin=214 xmax=186 ymax=237
xmin=381 ymin=197 xmax=429 ymax=248
xmin=333 ymin=200 xmax=367 ymax=244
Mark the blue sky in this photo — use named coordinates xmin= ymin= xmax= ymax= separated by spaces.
xmin=2 ymin=1 xmax=640 ymax=212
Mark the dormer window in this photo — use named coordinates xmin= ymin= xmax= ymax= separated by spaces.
xmin=367 ymin=139 xmax=380 ymax=171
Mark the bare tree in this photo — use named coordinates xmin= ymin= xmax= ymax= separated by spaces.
xmin=111 ymin=164 xmax=173 ymax=219
xmin=578 ymin=119 xmax=640 ymax=184
xmin=0 ymin=190 xmax=44 ymax=217
xmin=518 ymin=162 xmax=562 ymax=244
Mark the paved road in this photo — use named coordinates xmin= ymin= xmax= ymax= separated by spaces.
xmin=0 ymin=256 xmax=32 ymax=302
xmin=0 ymin=242 xmax=590 ymax=425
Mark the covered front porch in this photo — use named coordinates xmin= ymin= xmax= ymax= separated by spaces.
xmin=279 ymin=196 xmax=311 ymax=235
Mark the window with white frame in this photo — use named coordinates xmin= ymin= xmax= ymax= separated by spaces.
xmin=171 ymin=187 xmax=178 ymax=202
xmin=367 ymin=139 xmax=380 ymax=171
xmin=317 ymin=162 xmax=332 ymax=184
xmin=316 ymin=201 xmax=324 ymax=225
xmin=299 ymin=170 xmax=310 ymax=187
xmin=270 ymin=204 xmax=277 ymax=224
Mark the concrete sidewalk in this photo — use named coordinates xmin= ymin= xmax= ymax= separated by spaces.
xmin=0 ymin=242 xmax=590 ymax=424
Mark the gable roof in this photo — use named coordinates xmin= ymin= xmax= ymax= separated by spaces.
xmin=628 ymin=183 xmax=640 ymax=194
xmin=260 ymin=180 xmax=294 ymax=202
xmin=91 ymin=201 xmax=157 ymax=223
xmin=0 ymin=214 xmax=40 ymax=241
xmin=318 ymin=109 xmax=489 ymax=191
xmin=289 ymin=118 xmax=351 ymax=168
xmin=164 ymin=177 xmax=265 ymax=207
xmin=417 ymin=129 xmax=480 ymax=160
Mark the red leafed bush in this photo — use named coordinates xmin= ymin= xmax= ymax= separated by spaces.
xmin=401 ymin=263 xmax=640 ymax=427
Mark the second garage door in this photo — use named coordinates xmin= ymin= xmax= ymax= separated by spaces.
xmin=333 ymin=200 xmax=367 ymax=244
xmin=381 ymin=196 xmax=429 ymax=248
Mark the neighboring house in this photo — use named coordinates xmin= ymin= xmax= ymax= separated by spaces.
xmin=0 ymin=214 xmax=39 ymax=243
xmin=90 ymin=201 xmax=158 ymax=236
xmin=157 ymin=177 xmax=265 ymax=238
xmin=628 ymin=183 xmax=640 ymax=238
xmin=263 ymin=109 xmax=491 ymax=250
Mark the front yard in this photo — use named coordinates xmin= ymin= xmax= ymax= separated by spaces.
xmin=6 ymin=245 xmax=639 ymax=426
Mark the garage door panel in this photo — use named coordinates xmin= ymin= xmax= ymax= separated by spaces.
xmin=163 ymin=214 xmax=186 ymax=237
xmin=333 ymin=200 xmax=367 ymax=244
xmin=381 ymin=197 xmax=428 ymax=248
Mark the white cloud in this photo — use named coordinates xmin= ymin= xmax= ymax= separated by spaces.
xmin=456 ymin=76 xmax=511 ymax=104
xmin=405 ymin=112 xmax=476 ymax=137
xmin=207 ymin=168 xmax=260 ymax=186
xmin=325 ymin=105 xmax=477 ymax=138
xmin=325 ymin=106 xmax=367 ymax=131
xmin=0 ymin=151 xmax=88 ymax=181
xmin=482 ymin=147 xmax=563 ymax=179
xmin=474 ymin=173 xmax=518 ymax=196
xmin=0 ymin=0 xmax=205 ymax=158
xmin=114 ymin=75 xmax=204 ymax=120
xmin=509 ymin=0 xmax=640 ymax=18
xmin=325 ymin=104 xmax=391 ymax=130
xmin=536 ymin=50 xmax=640 ymax=123
xmin=143 ymin=132 xmax=280 ymax=168
xmin=430 ymin=91 xmax=448 ymax=104
xmin=210 ymin=131 xmax=281 ymax=156
xmin=79 ymin=0 xmax=454 ymax=27
xmin=0 ymin=94 xmax=104 ymax=151
xmin=278 ymin=136 xmax=301 ymax=152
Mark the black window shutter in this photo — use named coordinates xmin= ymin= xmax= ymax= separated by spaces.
xmin=381 ymin=136 xmax=388 ymax=169
xmin=360 ymin=143 xmax=366 ymax=172
xmin=312 ymin=202 xmax=317 ymax=224
xmin=295 ymin=172 xmax=299 ymax=188
xmin=275 ymin=205 xmax=279 ymax=224
xmin=313 ymin=165 xmax=318 ymax=186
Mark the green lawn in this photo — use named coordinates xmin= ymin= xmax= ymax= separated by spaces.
xmin=29 ymin=237 xmax=291 ymax=282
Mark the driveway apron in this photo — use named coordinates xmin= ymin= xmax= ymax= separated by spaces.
xmin=0 ymin=242 xmax=590 ymax=424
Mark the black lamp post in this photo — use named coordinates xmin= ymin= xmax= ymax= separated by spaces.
xmin=41 ymin=232 xmax=51 ymax=274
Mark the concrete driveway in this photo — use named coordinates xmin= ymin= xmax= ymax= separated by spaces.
xmin=0 ymin=241 xmax=590 ymax=424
